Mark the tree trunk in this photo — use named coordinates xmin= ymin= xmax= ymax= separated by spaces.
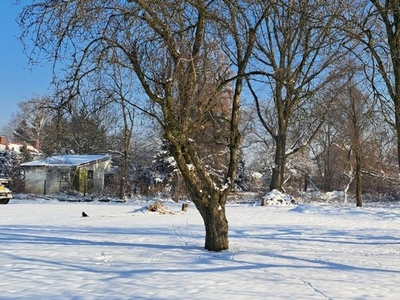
xmin=393 ymin=24 xmax=400 ymax=172
xmin=303 ymin=175 xmax=308 ymax=192
xmin=270 ymin=135 xmax=286 ymax=191
xmin=202 ymin=208 xmax=229 ymax=251
xmin=355 ymin=151 xmax=362 ymax=207
xmin=396 ymin=106 xmax=400 ymax=172
xmin=195 ymin=196 xmax=229 ymax=251
xmin=119 ymin=176 xmax=125 ymax=200
xmin=119 ymin=151 xmax=129 ymax=199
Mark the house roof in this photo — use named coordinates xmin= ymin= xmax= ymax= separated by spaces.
xmin=8 ymin=143 xmax=42 ymax=154
xmin=0 ymin=137 xmax=41 ymax=154
xmin=21 ymin=155 xmax=110 ymax=167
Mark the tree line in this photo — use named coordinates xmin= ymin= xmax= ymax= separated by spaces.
xmin=4 ymin=0 xmax=400 ymax=251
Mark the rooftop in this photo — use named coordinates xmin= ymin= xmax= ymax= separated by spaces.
xmin=21 ymin=155 xmax=110 ymax=167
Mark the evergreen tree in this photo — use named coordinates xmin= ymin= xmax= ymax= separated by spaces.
xmin=0 ymin=150 xmax=23 ymax=192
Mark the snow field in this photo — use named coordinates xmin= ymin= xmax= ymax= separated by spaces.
xmin=1 ymin=199 xmax=400 ymax=299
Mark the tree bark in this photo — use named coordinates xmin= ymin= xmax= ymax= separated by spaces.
xmin=195 ymin=197 xmax=229 ymax=251
xmin=269 ymin=135 xmax=286 ymax=191
xmin=355 ymin=151 xmax=362 ymax=207
xmin=395 ymin=106 xmax=400 ymax=171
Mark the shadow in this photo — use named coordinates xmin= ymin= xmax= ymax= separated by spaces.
xmin=2 ymin=245 xmax=400 ymax=282
xmin=1 ymin=212 xmax=400 ymax=285
xmin=229 ymin=225 xmax=400 ymax=246
xmin=0 ymin=224 xmax=203 ymax=249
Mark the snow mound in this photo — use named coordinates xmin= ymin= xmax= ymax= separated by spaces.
xmin=262 ymin=189 xmax=296 ymax=205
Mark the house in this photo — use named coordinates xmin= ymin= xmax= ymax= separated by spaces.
xmin=21 ymin=155 xmax=111 ymax=195
xmin=0 ymin=136 xmax=41 ymax=159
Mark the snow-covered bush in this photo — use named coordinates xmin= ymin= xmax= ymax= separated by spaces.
xmin=261 ymin=189 xmax=296 ymax=205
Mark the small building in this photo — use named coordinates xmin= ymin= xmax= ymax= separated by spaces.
xmin=21 ymin=155 xmax=111 ymax=195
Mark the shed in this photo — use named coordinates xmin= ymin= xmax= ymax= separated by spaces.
xmin=21 ymin=155 xmax=111 ymax=195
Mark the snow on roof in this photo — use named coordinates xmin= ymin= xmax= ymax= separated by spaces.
xmin=0 ymin=142 xmax=41 ymax=154
xmin=21 ymin=155 xmax=110 ymax=167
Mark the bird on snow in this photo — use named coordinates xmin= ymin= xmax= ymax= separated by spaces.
xmin=82 ymin=211 xmax=89 ymax=217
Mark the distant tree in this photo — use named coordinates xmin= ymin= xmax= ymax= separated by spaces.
xmin=106 ymin=129 xmax=160 ymax=198
xmin=39 ymin=91 xmax=115 ymax=156
xmin=0 ymin=150 xmax=23 ymax=192
xmin=93 ymin=64 xmax=138 ymax=200
xmin=8 ymin=96 xmax=54 ymax=152
xmin=117 ymin=96 xmax=134 ymax=200
xmin=334 ymin=79 xmax=376 ymax=207
xmin=348 ymin=1 xmax=400 ymax=170
xmin=310 ymin=58 xmax=391 ymax=203
xmin=248 ymin=0 xmax=350 ymax=191
xmin=0 ymin=151 xmax=16 ymax=177
xmin=19 ymin=144 xmax=32 ymax=163
xmin=153 ymin=140 xmax=176 ymax=180
xmin=311 ymin=109 xmax=347 ymax=191
xmin=59 ymin=109 xmax=111 ymax=154
xmin=235 ymin=153 xmax=247 ymax=191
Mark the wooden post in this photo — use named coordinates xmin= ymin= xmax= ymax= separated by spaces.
xmin=182 ymin=203 xmax=189 ymax=212
xmin=261 ymin=197 xmax=267 ymax=206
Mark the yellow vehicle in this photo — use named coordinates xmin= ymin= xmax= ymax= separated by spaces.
xmin=0 ymin=178 xmax=12 ymax=204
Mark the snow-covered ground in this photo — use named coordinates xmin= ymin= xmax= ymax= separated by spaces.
xmin=1 ymin=194 xmax=400 ymax=299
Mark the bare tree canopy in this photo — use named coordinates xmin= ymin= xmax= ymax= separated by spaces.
xmin=18 ymin=0 xmax=265 ymax=251
xmin=247 ymin=0 xmax=350 ymax=191
xmin=346 ymin=0 xmax=400 ymax=170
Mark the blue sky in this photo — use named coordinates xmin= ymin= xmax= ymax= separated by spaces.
xmin=0 ymin=2 xmax=52 ymax=130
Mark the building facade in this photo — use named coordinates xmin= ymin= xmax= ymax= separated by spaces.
xmin=21 ymin=155 xmax=111 ymax=195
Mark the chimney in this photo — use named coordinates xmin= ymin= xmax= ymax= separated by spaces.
xmin=0 ymin=136 xmax=6 ymax=146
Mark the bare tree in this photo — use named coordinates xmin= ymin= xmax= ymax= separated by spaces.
xmin=248 ymin=0 xmax=350 ymax=191
xmin=53 ymin=99 xmax=114 ymax=155
xmin=349 ymin=1 xmax=400 ymax=170
xmin=334 ymin=79 xmax=376 ymax=207
xmin=9 ymin=96 xmax=54 ymax=151
xmin=94 ymin=60 xmax=138 ymax=200
xmin=18 ymin=1 xmax=265 ymax=251
xmin=311 ymin=101 xmax=350 ymax=192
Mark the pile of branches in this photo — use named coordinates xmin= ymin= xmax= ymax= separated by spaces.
xmin=147 ymin=201 xmax=174 ymax=214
